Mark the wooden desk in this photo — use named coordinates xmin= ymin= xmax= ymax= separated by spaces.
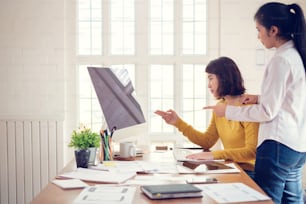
xmin=31 ymin=151 xmax=272 ymax=204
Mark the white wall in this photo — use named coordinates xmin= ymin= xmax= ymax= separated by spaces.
xmin=0 ymin=0 xmax=65 ymax=118
xmin=0 ymin=0 xmax=66 ymax=203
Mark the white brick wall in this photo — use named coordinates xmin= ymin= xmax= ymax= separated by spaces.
xmin=0 ymin=0 xmax=65 ymax=118
xmin=0 ymin=0 xmax=66 ymax=203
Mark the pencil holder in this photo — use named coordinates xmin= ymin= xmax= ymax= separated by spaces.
xmin=99 ymin=137 xmax=113 ymax=162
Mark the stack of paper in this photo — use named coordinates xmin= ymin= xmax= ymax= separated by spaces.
xmin=89 ymin=160 xmax=179 ymax=174
xmin=59 ymin=168 xmax=136 ymax=184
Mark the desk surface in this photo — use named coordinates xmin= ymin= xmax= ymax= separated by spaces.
xmin=31 ymin=151 xmax=272 ymax=204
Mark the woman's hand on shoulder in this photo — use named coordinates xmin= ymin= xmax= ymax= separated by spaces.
xmin=240 ymin=94 xmax=258 ymax=105
xmin=203 ymin=103 xmax=226 ymax=117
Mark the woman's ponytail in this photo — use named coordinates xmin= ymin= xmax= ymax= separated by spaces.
xmin=288 ymin=4 xmax=306 ymax=72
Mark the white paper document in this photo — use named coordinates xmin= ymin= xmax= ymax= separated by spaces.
xmin=73 ymin=186 xmax=136 ymax=204
xmin=197 ymin=182 xmax=271 ymax=203
xmin=59 ymin=168 xmax=136 ymax=184
xmin=52 ymin=179 xmax=89 ymax=189
xmin=89 ymin=160 xmax=239 ymax=175
xmin=126 ymin=174 xmax=192 ymax=185
xmin=89 ymin=160 xmax=179 ymax=174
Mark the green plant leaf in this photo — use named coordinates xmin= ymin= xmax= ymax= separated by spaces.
xmin=68 ymin=128 xmax=100 ymax=150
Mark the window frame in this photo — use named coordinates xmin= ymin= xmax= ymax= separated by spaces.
xmin=75 ymin=0 xmax=220 ymax=144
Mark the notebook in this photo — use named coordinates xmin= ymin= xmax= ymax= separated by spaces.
xmin=140 ymin=183 xmax=203 ymax=200
xmin=182 ymin=160 xmax=233 ymax=171
xmin=177 ymin=161 xmax=240 ymax=174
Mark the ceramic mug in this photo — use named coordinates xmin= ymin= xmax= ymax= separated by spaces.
xmin=120 ymin=142 xmax=136 ymax=158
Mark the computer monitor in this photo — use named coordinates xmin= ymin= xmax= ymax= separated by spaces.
xmin=87 ymin=67 xmax=146 ymax=132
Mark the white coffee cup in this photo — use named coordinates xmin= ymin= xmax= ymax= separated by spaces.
xmin=120 ymin=142 xmax=136 ymax=158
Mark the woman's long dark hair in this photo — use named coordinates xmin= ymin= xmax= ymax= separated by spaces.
xmin=205 ymin=57 xmax=246 ymax=99
xmin=254 ymin=2 xmax=306 ymax=72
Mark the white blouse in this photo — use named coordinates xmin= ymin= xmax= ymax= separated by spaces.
xmin=226 ymin=40 xmax=306 ymax=152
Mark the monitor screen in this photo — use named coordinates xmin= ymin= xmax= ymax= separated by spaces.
xmin=87 ymin=67 xmax=146 ymax=131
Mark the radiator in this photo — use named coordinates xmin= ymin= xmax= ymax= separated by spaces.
xmin=0 ymin=120 xmax=64 ymax=204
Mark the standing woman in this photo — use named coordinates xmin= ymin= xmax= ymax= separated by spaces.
xmin=206 ymin=2 xmax=306 ymax=203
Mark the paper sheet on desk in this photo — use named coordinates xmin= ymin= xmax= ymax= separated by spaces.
xmin=59 ymin=168 xmax=136 ymax=184
xmin=196 ymin=182 xmax=271 ymax=203
xmin=89 ymin=160 xmax=239 ymax=174
xmin=73 ymin=186 xmax=136 ymax=204
xmin=89 ymin=161 xmax=142 ymax=173
xmin=89 ymin=161 xmax=179 ymax=174
xmin=52 ymin=179 xmax=89 ymax=189
xmin=126 ymin=174 xmax=193 ymax=185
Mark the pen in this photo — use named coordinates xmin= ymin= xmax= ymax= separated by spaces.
xmin=110 ymin=126 xmax=117 ymax=138
xmin=104 ymin=134 xmax=109 ymax=160
xmin=99 ymin=129 xmax=105 ymax=162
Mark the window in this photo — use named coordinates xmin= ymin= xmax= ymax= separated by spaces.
xmin=182 ymin=0 xmax=207 ymax=55
xmin=111 ymin=0 xmax=135 ymax=55
xmin=150 ymin=65 xmax=174 ymax=133
xmin=77 ymin=0 xmax=217 ymax=143
xmin=78 ymin=0 xmax=102 ymax=55
xmin=150 ymin=0 xmax=174 ymax=55
xmin=79 ymin=64 xmax=102 ymax=131
xmin=182 ymin=65 xmax=207 ymax=130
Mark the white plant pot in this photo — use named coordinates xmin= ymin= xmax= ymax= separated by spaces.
xmin=88 ymin=147 xmax=97 ymax=166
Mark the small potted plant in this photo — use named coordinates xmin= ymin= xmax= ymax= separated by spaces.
xmin=68 ymin=127 xmax=100 ymax=168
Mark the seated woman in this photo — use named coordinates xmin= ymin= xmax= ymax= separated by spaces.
xmin=155 ymin=57 xmax=259 ymax=178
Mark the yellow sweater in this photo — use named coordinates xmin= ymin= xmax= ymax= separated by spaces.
xmin=175 ymin=106 xmax=259 ymax=171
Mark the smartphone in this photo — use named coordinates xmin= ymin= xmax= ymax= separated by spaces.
xmin=186 ymin=177 xmax=218 ymax=184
